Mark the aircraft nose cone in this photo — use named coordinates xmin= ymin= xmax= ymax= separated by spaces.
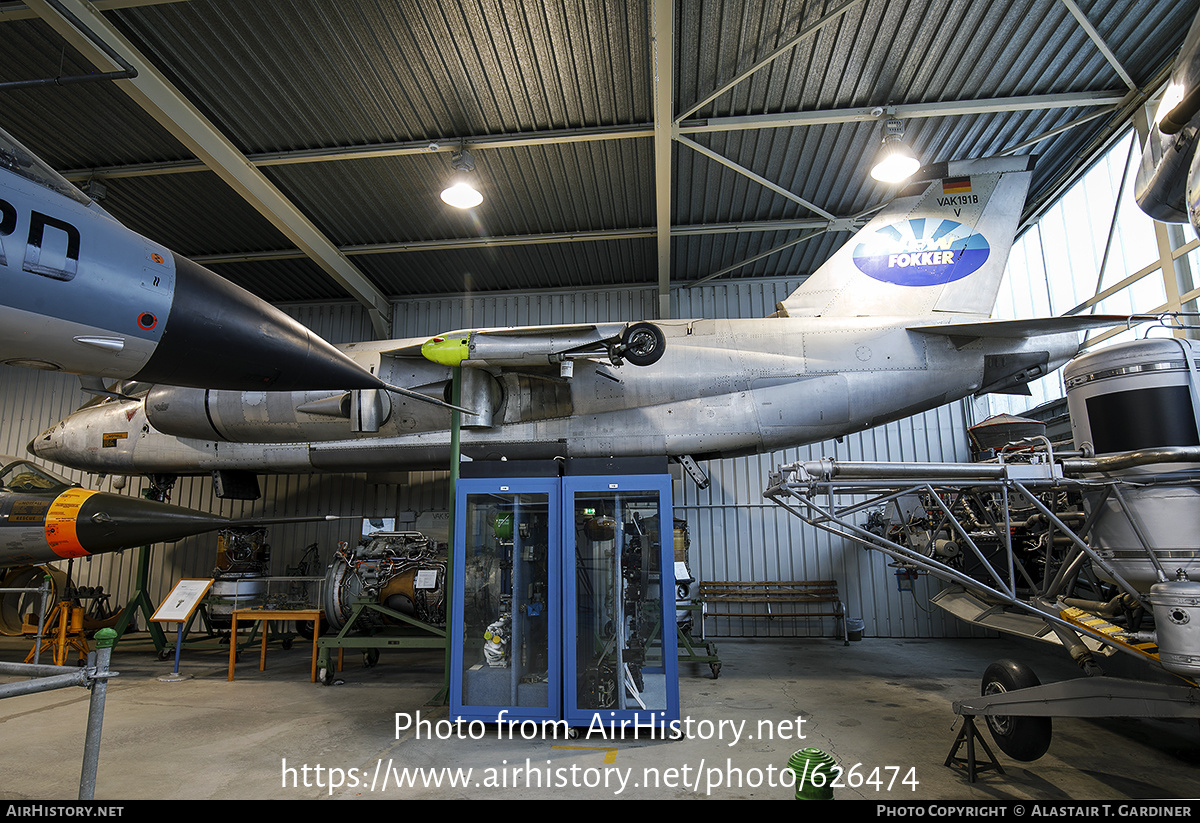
xmin=74 ymin=492 xmax=229 ymax=553
xmin=27 ymin=428 xmax=55 ymax=459
xmin=131 ymin=254 xmax=383 ymax=392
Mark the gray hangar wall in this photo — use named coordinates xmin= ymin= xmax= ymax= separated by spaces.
xmin=0 ymin=277 xmax=979 ymax=639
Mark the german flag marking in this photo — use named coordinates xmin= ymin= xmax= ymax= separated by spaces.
xmin=943 ymin=176 xmax=971 ymax=194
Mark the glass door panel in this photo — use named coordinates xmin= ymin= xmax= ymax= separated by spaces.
xmin=452 ymin=479 xmax=559 ymax=721
xmin=565 ymin=476 xmax=677 ymax=725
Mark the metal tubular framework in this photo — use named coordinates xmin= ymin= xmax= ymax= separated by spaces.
xmin=0 ymin=628 xmax=117 ymax=800
xmin=762 ymin=454 xmax=1200 ymax=672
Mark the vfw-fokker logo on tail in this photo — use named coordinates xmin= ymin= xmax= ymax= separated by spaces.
xmin=851 ymin=218 xmax=990 ymax=287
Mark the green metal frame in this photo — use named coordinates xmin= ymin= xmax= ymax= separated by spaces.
xmin=315 ymin=596 xmax=446 ymax=682
xmin=676 ymin=602 xmax=721 ymax=678
xmin=110 ymin=544 xmax=167 ymax=653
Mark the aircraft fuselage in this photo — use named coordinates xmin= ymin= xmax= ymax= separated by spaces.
xmin=0 ymin=134 xmax=384 ymax=393
xmin=29 ymin=315 xmax=1082 ymax=476
xmin=0 ymin=456 xmax=229 ymax=568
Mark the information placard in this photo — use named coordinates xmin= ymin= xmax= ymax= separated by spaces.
xmin=151 ymin=578 xmax=214 ymax=623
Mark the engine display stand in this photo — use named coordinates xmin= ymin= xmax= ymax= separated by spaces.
xmin=316 ymin=597 xmax=446 ymax=684
xmin=676 ymin=607 xmax=721 ymax=678
xmin=24 ymin=600 xmax=89 ymax=666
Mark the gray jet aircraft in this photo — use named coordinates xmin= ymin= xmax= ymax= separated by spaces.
xmin=29 ymin=155 xmax=1126 ymax=490
xmin=0 ymin=125 xmax=386 ymax=393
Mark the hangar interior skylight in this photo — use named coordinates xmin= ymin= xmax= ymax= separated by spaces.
xmin=977 ymin=113 xmax=1200 ymax=423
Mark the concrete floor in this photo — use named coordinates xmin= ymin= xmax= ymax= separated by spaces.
xmin=1 ymin=629 xmax=1198 ymax=802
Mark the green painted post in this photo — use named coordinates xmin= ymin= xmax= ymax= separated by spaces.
xmin=788 ymin=747 xmax=838 ymax=800
xmin=435 ymin=365 xmax=462 ymax=705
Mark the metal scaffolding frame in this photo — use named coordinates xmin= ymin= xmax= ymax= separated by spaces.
xmin=762 ymin=452 xmax=1200 ymax=747
xmin=0 ymin=628 xmax=118 ymax=800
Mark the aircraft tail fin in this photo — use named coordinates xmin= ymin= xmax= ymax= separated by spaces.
xmin=776 ymin=156 xmax=1035 ymax=319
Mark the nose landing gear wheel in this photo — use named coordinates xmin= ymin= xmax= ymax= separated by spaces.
xmin=621 ymin=323 xmax=665 ymax=366
xmin=981 ymin=659 xmax=1052 ymax=762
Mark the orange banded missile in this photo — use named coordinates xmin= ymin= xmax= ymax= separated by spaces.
xmin=0 ymin=455 xmax=286 ymax=569
xmin=2 ymin=485 xmax=230 ymax=568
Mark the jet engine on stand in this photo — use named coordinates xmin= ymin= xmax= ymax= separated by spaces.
xmin=323 ymin=531 xmax=447 ymax=633
xmin=1062 ymin=335 xmax=1200 ymax=679
xmin=207 ymin=528 xmax=270 ymax=630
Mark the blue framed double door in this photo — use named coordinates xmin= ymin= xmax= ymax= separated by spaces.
xmin=451 ymin=473 xmax=678 ymax=728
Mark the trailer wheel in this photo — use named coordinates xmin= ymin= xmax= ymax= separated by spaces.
xmin=981 ymin=659 xmax=1052 ymax=761
xmin=622 ymin=323 xmax=665 ymax=366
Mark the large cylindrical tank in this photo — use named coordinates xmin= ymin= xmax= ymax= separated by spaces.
xmin=208 ymin=572 xmax=267 ymax=628
xmin=1065 ymin=337 xmax=1200 ymax=459
xmin=1064 ymin=338 xmax=1200 ymax=589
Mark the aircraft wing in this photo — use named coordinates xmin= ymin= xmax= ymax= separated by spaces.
xmin=418 ymin=321 xmax=665 ymax=368
xmin=330 ymin=323 xmax=664 ymax=414
xmin=908 ymin=315 xmax=1134 ymax=347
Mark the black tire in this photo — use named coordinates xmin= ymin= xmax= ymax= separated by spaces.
xmin=295 ymin=616 xmax=328 ymax=640
xmin=981 ymin=659 xmax=1052 ymax=761
xmin=622 ymin=322 xmax=666 ymax=366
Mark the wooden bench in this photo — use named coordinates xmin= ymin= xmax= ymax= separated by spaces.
xmin=698 ymin=580 xmax=849 ymax=644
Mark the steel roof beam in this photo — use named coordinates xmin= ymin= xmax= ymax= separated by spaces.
xmin=1059 ymin=0 xmax=1136 ymax=91
xmin=62 ymin=125 xmax=657 ymax=180
xmin=677 ymin=134 xmax=836 ymax=220
xmin=999 ymin=107 xmax=1114 ymax=155
xmin=651 ymin=0 xmax=674 ymax=319
xmin=28 ymin=0 xmax=394 ymax=338
xmin=685 ymin=229 xmax=830 ymax=289
xmin=675 ymin=0 xmax=867 ymax=123
xmin=189 ymin=219 xmax=840 ymax=265
xmin=60 ymin=92 xmax=1128 ymax=182
xmin=0 ymin=0 xmax=187 ymax=21
xmin=683 ymin=91 xmax=1129 ymax=133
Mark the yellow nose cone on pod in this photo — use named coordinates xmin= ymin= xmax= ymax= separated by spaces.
xmin=421 ymin=334 xmax=472 ymax=366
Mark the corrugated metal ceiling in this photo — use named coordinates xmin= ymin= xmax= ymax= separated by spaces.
xmin=0 ymin=0 xmax=1195 ymax=329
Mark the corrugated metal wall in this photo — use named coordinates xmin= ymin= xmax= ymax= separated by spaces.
xmin=668 ymin=278 xmax=977 ymax=638
xmin=0 ymin=278 xmax=977 ymax=639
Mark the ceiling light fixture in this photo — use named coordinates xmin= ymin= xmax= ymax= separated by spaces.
xmin=870 ymin=117 xmax=920 ymax=184
xmin=440 ymin=145 xmax=483 ymax=209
